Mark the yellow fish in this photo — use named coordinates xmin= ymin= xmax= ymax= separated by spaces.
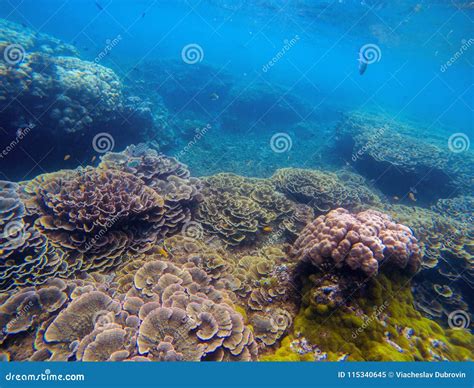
xmin=262 ymin=226 xmax=273 ymax=233
xmin=157 ymin=247 xmax=169 ymax=258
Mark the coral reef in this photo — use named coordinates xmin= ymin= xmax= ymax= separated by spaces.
xmin=431 ymin=196 xmax=474 ymax=224
xmin=195 ymin=173 xmax=313 ymax=246
xmin=19 ymin=168 xmax=167 ymax=270
xmin=263 ymin=273 xmax=472 ymax=361
xmin=99 ymin=144 xmax=202 ymax=237
xmin=383 ymin=204 xmax=473 ymax=326
xmin=0 ymin=181 xmax=70 ymax=291
xmin=333 ymin=111 xmax=473 ymax=203
xmin=272 ymin=168 xmax=381 ymax=214
xmin=0 ymin=252 xmax=259 ymax=361
xmin=0 ymin=18 xmax=77 ymax=57
xmin=291 ymin=208 xmax=422 ymax=277
xmin=0 ymin=49 xmax=123 ymax=135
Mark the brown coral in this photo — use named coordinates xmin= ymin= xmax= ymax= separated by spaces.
xmin=0 ymin=181 xmax=71 ymax=291
xmin=195 ymin=173 xmax=311 ymax=246
xmin=291 ymin=208 xmax=421 ymax=276
xmin=99 ymin=144 xmax=202 ymax=237
xmin=272 ymin=168 xmax=380 ymax=214
xmin=21 ymin=168 xmax=167 ymax=271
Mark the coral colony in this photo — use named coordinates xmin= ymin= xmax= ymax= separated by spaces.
xmin=0 ymin=13 xmax=472 ymax=364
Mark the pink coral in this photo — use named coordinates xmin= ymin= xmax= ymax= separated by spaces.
xmin=291 ymin=208 xmax=421 ymax=276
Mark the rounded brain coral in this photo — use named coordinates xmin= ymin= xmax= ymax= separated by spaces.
xmin=291 ymin=208 xmax=421 ymax=276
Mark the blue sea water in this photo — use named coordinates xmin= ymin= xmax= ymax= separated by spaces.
xmin=1 ymin=0 xmax=473 ymax=178
xmin=0 ymin=0 xmax=473 ymax=364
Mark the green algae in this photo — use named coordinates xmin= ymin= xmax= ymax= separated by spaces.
xmin=262 ymin=271 xmax=473 ymax=361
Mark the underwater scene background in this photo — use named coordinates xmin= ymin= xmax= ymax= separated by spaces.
xmin=0 ymin=0 xmax=472 ymax=362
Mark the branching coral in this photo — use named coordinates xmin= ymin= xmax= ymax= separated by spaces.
xmin=291 ymin=208 xmax=422 ymax=277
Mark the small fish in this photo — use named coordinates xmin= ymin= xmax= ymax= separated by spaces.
xmin=95 ymin=1 xmax=104 ymax=11
xmin=414 ymin=4 xmax=423 ymax=12
xmin=91 ymin=156 xmax=96 ymax=162
xmin=64 ymin=154 xmax=71 ymax=160
xmin=262 ymin=226 xmax=273 ymax=233
xmin=359 ymin=59 xmax=368 ymax=75
xmin=141 ymin=12 xmax=146 ymax=18
xmin=393 ymin=196 xmax=400 ymax=201
xmin=157 ymin=247 xmax=169 ymax=258
xmin=210 ymin=92 xmax=219 ymax=101
xmin=408 ymin=192 xmax=417 ymax=202
xmin=79 ymin=184 xmax=86 ymax=192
